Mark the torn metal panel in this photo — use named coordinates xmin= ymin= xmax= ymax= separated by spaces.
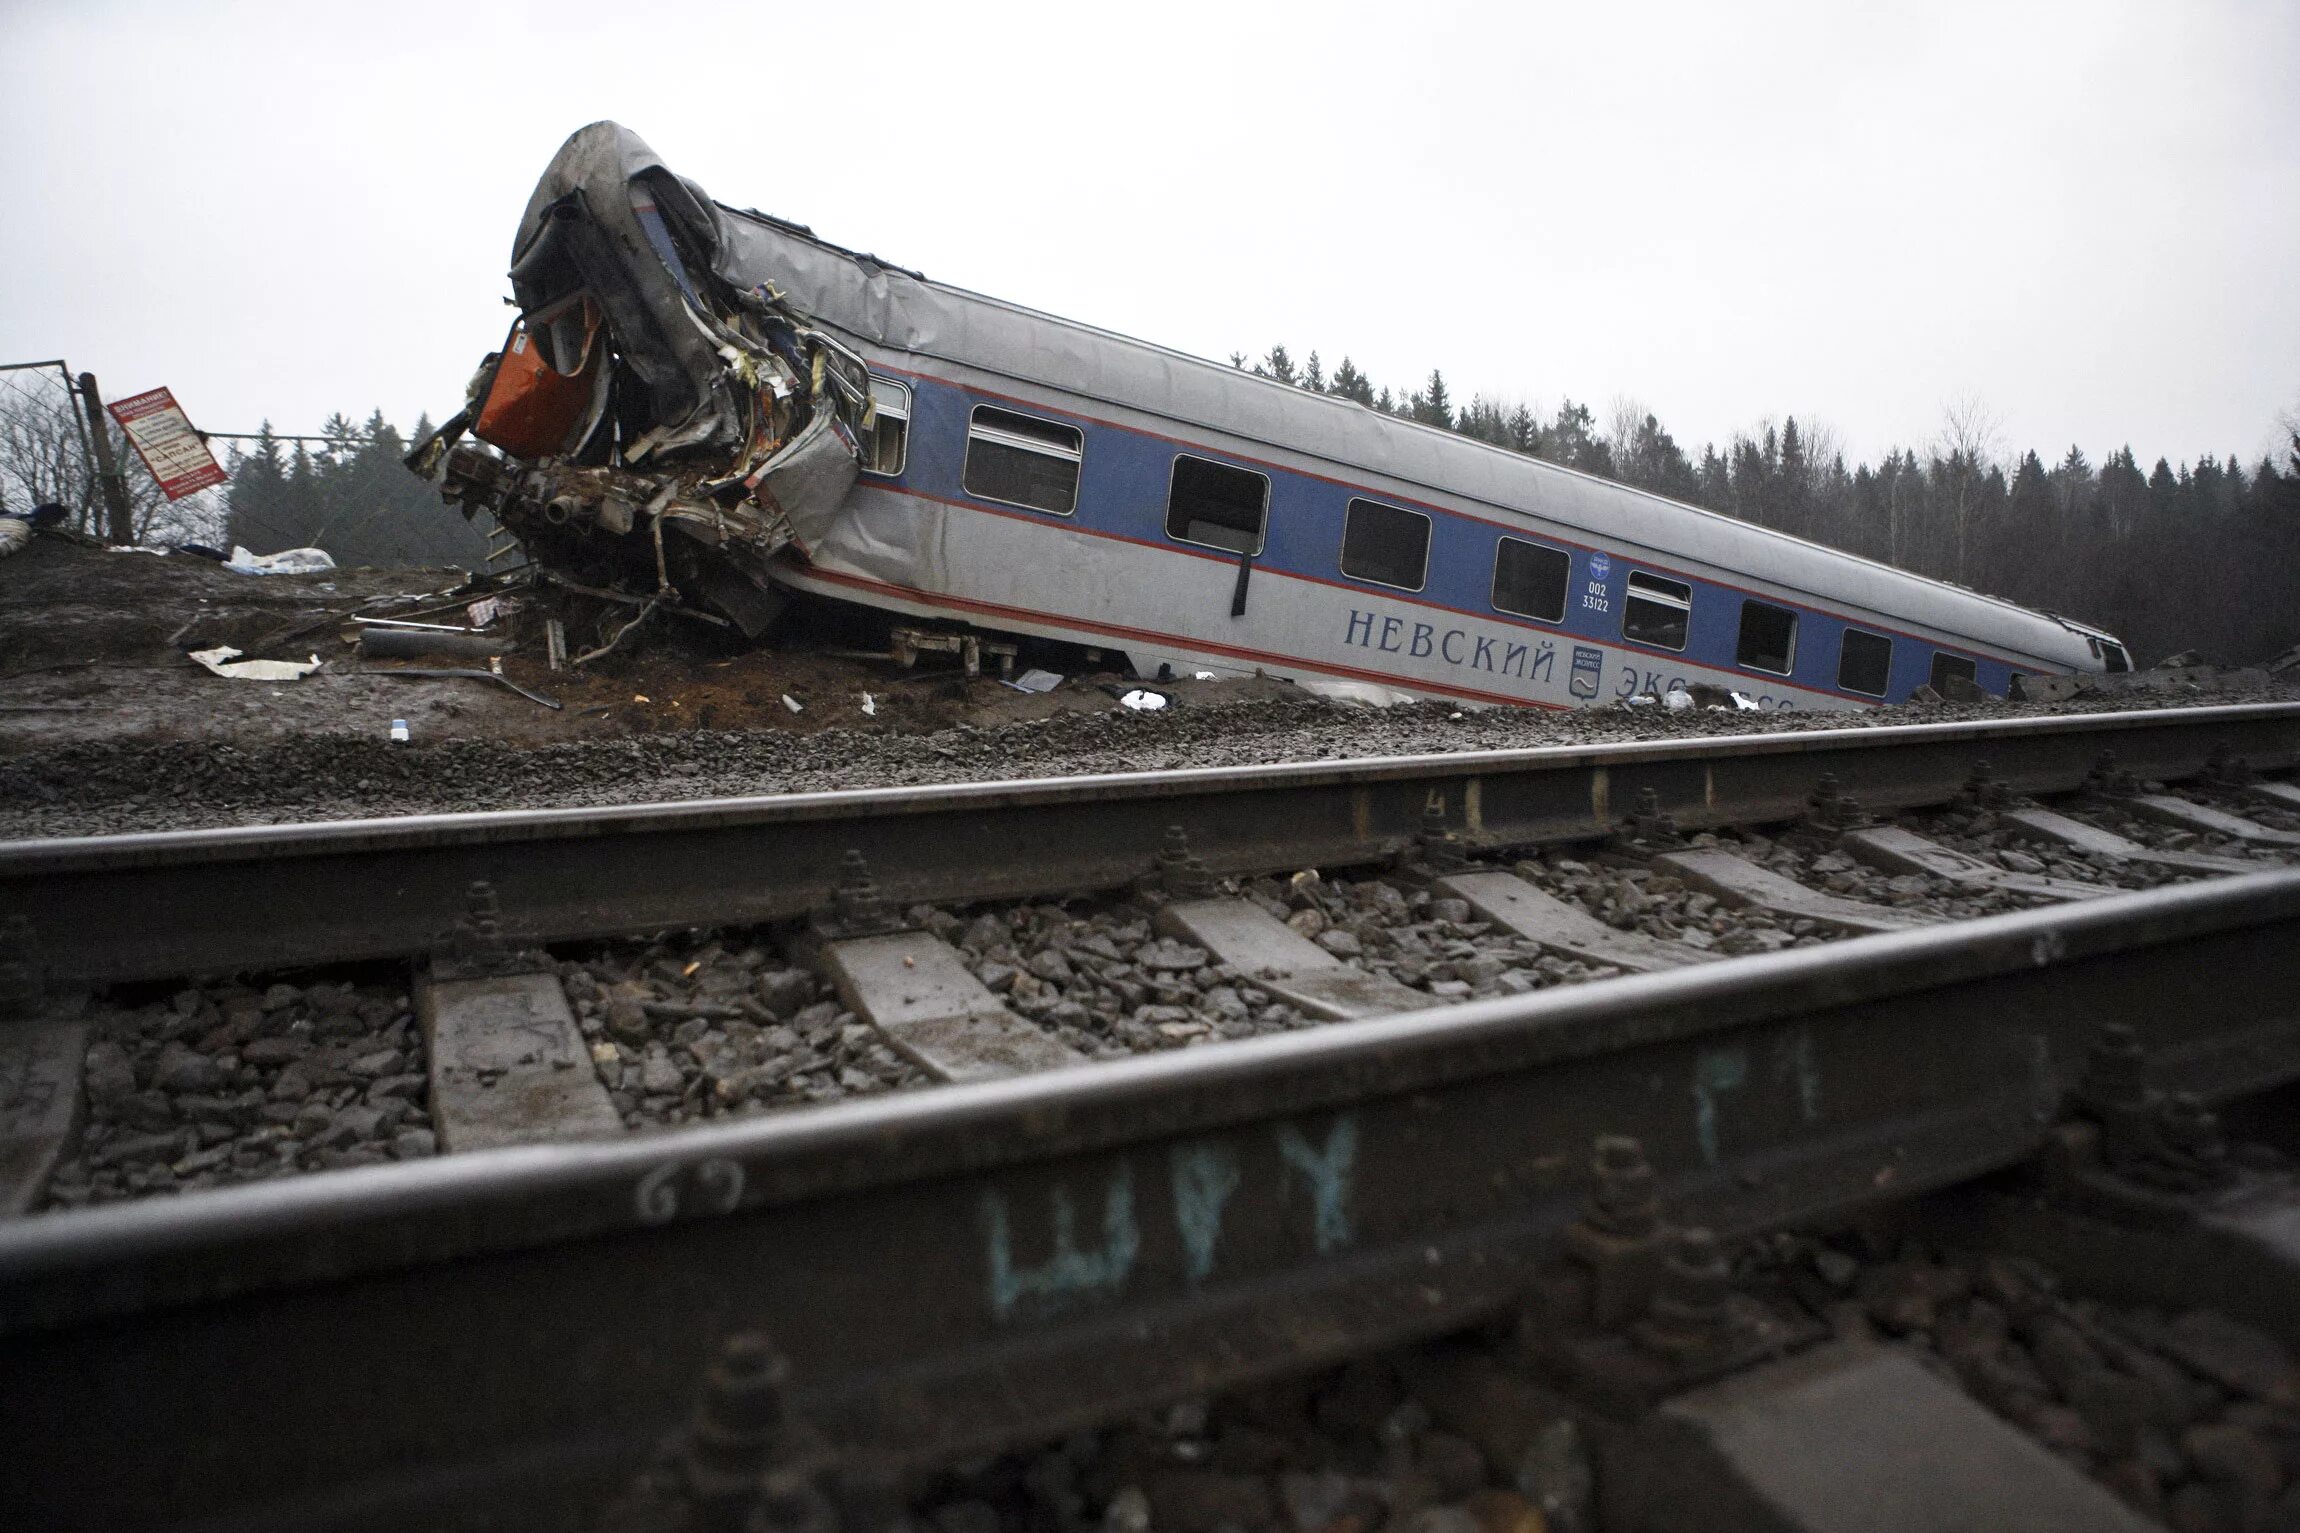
xmin=408 ymin=123 xmax=876 ymax=634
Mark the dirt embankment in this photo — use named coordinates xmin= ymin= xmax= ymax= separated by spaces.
xmin=4 ymin=530 xmax=2294 ymax=840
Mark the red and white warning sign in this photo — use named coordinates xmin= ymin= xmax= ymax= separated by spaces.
xmin=107 ymin=386 xmax=228 ymax=500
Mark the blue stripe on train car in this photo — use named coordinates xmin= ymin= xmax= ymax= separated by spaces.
xmin=876 ymin=368 xmax=2024 ymax=706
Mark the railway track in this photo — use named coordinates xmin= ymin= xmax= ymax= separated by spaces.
xmin=4 ymin=701 xmax=2300 ymax=1530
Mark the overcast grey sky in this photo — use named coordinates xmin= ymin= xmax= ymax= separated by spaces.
xmin=4 ymin=0 xmax=2295 ymax=472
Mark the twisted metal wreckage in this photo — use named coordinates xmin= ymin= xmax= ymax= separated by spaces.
xmin=407 ymin=130 xmax=882 ymax=652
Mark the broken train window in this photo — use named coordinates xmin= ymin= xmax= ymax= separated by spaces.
xmin=1928 ymin=651 xmax=1978 ymax=693
xmin=1165 ymin=455 xmax=1268 ymax=555
xmin=1837 ymin=628 xmax=1892 ymax=696
xmin=964 ymin=405 xmax=1082 ymax=515
xmin=1339 ymin=498 xmax=1431 ymax=591
xmin=863 ymin=377 xmax=910 ymax=477
xmin=1735 ymin=598 xmax=1798 ymax=675
xmin=1621 ymin=570 xmax=1692 ymax=651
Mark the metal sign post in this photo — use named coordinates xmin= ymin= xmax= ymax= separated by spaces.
xmin=73 ymin=372 xmax=136 ymax=544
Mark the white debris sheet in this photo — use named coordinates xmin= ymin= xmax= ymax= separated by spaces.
xmin=224 ymin=545 xmax=336 ymax=576
xmin=188 ymin=646 xmax=324 ymax=682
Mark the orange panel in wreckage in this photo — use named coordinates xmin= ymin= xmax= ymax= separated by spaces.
xmin=474 ymin=299 xmax=600 ymax=459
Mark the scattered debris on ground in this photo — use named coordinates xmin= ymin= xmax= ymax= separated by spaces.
xmin=4 ymin=532 xmax=2297 ymax=840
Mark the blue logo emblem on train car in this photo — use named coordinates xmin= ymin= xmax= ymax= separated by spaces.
xmin=1570 ymin=645 xmax=1604 ymax=700
xmin=1587 ymin=553 xmax=1611 ymax=581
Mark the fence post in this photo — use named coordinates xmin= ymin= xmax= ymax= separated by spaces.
xmin=75 ymin=372 xmax=135 ymax=545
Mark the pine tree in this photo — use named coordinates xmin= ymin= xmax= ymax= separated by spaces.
xmin=1542 ymin=400 xmax=1600 ymax=470
xmin=1413 ymin=369 xmax=1453 ymax=430
xmin=1507 ymin=403 xmax=1538 ymax=455
xmin=1261 ymin=345 xmax=1296 ymax=385
xmin=1329 ymin=357 xmax=1374 ymax=407
xmin=223 ymin=422 xmax=287 ymax=551
xmin=1697 ymin=444 xmax=1733 ymax=511
xmin=1301 ymin=352 xmax=1326 ymax=394
xmin=1779 ymin=418 xmax=1810 ymax=535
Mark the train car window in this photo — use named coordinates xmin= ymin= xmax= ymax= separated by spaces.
xmin=1735 ymin=599 xmax=1797 ymax=675
xmin=1621 ymin=571 xmax=1691 ymax=651
xmin=1929 ymin=652 xmax=1977 ymax=692
xmin=1339 ymin=499 xmax=1430 ymax=590
xmin=963 ymin=405 xmax=1082 ymax=515
xmin=2101 ymin=640 xmax=2131 ymax=673
xmin=1491 ymin=537 xmax=1570 ymax=622
xmin=862 ymin=377 xmax=909 ymax=477
xmin=1165 ymin=455 xmax=1268 ymax=555
xmin=1837 ymin=628 xmax=1892 ymax=696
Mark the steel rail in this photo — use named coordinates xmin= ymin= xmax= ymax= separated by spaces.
xmin=5 ymin=702 xmax=2298 ymax=989
xmin=3 ymin=870 xmax=2298 ymax=1530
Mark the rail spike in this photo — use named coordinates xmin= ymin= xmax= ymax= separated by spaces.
xmin=1631 ymin=1228 xmax=1738 ymax=1361
xmin=1802 ymin=773 xmax=1872 ymax=832
xmin=595 ymin=1329 xmax=839 ymax=1533
xmin=1955 ymin=760 xmax=2012 ymax=812
xmin=2068 ymin=1021 xmax=2232 ymax=1196
xmin=2081 ymin=751 xmax=2141 ymax=800
xmin=684 ymin=1332 xmax=795 ymax=1517
xmin=1395 ymin=801 xmax=1472 ymax=884
xmin=1563 ymin=1135 xmax=1671 ymax=1329
xmin=1613 ymin=788 xmax=1685 ymax=853
xmin=432 ymin=880 xmax=543 ymax=980
xmin=1154 ymin=826 xmax=1215 ymax=900
xmin=812 ymin=851 xmax=907 ymax=940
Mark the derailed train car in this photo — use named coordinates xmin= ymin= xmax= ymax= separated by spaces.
xmin=412 ymin=121 xmax=2132 ymax=711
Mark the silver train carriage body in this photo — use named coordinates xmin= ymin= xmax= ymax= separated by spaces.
xmin=418 ymin=122 xmax=2131 ymax=711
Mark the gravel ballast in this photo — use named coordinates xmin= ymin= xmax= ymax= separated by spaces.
xmin=46 ymin=974 xmax=432 ymax=1210
xmin=7 ymin=686 xmax=2297 ymax=841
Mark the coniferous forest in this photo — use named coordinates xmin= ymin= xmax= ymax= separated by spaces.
xmin=1231 ymin=345 xmax=2300 ymax=669
xmin=209 ymin=363 xmax=2300 ymax=670
xmin=222 ymin=412 xmax=491 ymax=570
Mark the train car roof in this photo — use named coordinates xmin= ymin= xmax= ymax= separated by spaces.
xmin=540 ymin=122 xmax=2111 ymax=671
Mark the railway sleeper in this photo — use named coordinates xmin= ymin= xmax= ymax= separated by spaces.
xmin=2115 ymin=794 xmax=2300 ymax=850
xmin=420 ymin=881 xmax=623 ymax=1153
xmin=1836 ymin=824 xmax=2113 ymax=902
xmin=2247 ymin=780 xmax=2300 ymax=814
xmin=1998 ymin=806 xmax=2266 ymax=877
xmin=1154 ymin=897 xmax=1430 ymax=1021
xmin=789 ymin=851 xmax=1085 ymax=1083
xmin=800 ymin=928 xmax=1084 ymax=1084
xmin=1647 ymin=848 xmax=1932 ymax=936
xmin=1433 ymin=869 xmax=1714 ymax=973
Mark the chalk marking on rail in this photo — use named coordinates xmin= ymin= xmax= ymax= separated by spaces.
xmin=1170 ymin=1142 xmax=1242 ymax=1282
xmin=1276 ymin=1116 xmax=1358 ymax=1253
xmin=981 ymin=1164 xmax=1140 ymax=1320
xmin=634 ymin=1156 xmax=746 ymax=1224
xmin=1693 ymin=1045 xmax=1751 ymax=1166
